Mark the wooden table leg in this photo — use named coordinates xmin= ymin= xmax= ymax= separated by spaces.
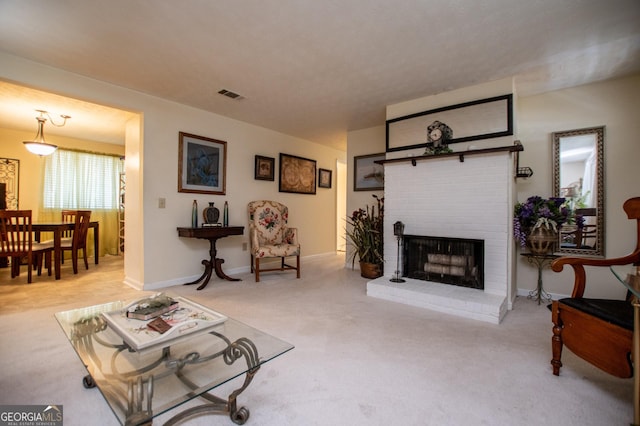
xmin=54 ymin=229 xmax=62 ymax=280
xmin=93 ymin=222 xmax=99 ymax=264
xmin=183 ymin=237 xmax=241 ymax=290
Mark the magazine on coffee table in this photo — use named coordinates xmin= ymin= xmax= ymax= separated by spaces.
xmin=101 ymin=296 xmax=227 ymax=351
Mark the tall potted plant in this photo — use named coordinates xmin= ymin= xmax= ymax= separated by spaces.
xmin=345 ymin=195 xmax=384 ymax=278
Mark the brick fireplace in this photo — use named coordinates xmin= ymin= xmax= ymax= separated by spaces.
xmin=366 ymin=147 xmax=518 ymax=324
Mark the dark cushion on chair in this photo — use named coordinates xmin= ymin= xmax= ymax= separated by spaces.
xmin=559 ymin=298 xmax=633 ymax=331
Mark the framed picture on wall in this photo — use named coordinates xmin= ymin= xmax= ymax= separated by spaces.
xmin=318 ymin=168 xmax=332 ymax=188
xmin=354 ymin=153 xmax=384 ymax=191
xmin=178 ymin=132 xmax=226 ymax=195
xmin=254 ymin=155 xmax=275 ymax=181
xmin=279 ymin=153 xmax=316 ymax=194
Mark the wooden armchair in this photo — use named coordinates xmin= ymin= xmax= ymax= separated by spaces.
xmin=247 ymin=200 xmax=300 ymax=282
xmin=550 ymin=197 xmax=639 ymax=378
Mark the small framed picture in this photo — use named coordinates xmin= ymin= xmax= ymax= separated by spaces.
xmin=178 ymin=132 xmax=226 ymax=195
xmin=318 ymin=168 xmax=332 ymax=188
xmin=354 ymin=153 xmax=384 ymax=191
xmin=254 ymin=155 xmax=275 ymax=181
xmin=279 ymin=153 xmax=316 ymax=195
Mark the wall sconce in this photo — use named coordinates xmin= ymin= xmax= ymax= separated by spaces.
xmin=23 ymin=110 xmax=71 ymax=156
xmin=390 ymin=221 xmax=405 ymax=283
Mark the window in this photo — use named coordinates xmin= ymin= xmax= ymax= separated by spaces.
xmin=43 ymin=149 xmax=124 ymax=209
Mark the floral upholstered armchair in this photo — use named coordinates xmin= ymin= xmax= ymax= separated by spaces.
xmin=247 ymin=200 xmax=300 ymax=282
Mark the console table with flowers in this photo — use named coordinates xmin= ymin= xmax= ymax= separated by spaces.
xmin=520 ymin=252 xmax=559 ymax=305
xmin=514 ymin=195 xmax=583 ymax=305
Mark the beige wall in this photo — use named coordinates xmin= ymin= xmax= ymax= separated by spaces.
xmin=345 ymin=126 xmax=385 ymax=269
xmin=1 ymin=52 xmax=345 ymax=289
xmin=347 ymin=73 xmax=640 ymax=299
xmin=517 ymin=73 xmax=640 ymax=299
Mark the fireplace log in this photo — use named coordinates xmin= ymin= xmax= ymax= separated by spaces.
xmin=427 ymin=254 xmax=473 ymax=267
xmin=424 ymin=264 xmax=466 ymax=276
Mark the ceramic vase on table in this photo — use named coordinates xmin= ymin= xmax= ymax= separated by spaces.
xmin=527 ymin=226 xmax=558 ymax=255
xmin=203 ymin=202 xmax=220 ymax=225
xmin=191 ymin=200 xmax=198 ymax=228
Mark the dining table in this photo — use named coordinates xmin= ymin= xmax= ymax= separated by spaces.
xmin=33 ymin=221 xmax=99 ymax=279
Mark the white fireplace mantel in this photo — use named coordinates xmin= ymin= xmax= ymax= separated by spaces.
xmin=375 ymin=144 xmax=522 ymax=167
xmin=367 ymin=146 xmax=519 ymax=324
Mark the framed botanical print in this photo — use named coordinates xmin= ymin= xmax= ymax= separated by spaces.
xmin=279 ymin=153 xmax=316 ymax=194
xmin=318 ymin=168 xmax=332 ymax=188
xmin=178 ymin=132 xmax=227 ymax=195
xmin=254 ymin=155 xmax=275 ymax=181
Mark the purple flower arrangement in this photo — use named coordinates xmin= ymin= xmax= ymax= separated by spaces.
xmin=513 ymin=196 xmax=575 ymax=247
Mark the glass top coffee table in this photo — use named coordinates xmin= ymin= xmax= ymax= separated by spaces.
xmin=611 ymin=265 xmax=640 ymax=426
xmin=55 ymin=297 xmax=294 ymax=425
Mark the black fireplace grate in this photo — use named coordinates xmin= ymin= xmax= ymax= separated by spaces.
xmin=402 ymin=235 xmax=484 ymax=290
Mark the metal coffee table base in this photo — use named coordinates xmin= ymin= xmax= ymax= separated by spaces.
xmin=56 ymin=299 xmax=293 ymax=426
xmin=80 ymin=330 xmax=260 ymax=425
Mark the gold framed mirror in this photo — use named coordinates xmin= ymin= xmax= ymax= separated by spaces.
xmin=552 ymin=126 xmax=605 ymax=256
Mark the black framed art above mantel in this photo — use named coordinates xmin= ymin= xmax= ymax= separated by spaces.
xmin=386 ymin=94 xmax=513 ymax=153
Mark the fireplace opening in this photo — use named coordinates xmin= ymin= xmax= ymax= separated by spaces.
xmin=402 ymin=235 xmax=484 ymax=290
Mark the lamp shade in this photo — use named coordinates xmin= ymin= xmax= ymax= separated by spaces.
xmin=23 ymin=115 xmax=57 ymax=156
xmin=23 ymin=141 xmax=57 ymax=156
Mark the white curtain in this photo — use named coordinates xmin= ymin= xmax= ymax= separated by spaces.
xmin=581 ymin=150 xmax=597 ymax=208
xmin=39 ymin=149 xmax=124 ymax=256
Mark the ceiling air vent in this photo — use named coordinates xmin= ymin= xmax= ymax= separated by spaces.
xmin=218 ymin=89 xmax=244 ymax=100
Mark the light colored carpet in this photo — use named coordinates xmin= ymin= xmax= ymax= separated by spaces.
xmin=0 ymin=254 xmax=633 ymax=425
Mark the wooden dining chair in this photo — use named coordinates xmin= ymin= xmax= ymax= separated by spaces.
xmin=60 ymin=210 xmax=92 ymax=274
xmin=575 ymin=207 xmax=598 ymax=249
xmin=0 ymin=210 xmax=53 ymax=283
xmin=58 ymin=210 xmax=77 ymax=264
xmin=61 ymin=210 xmax=76 ymax=238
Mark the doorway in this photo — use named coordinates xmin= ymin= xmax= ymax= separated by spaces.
xmin=336 ymin=159 xmax=347 ymax=252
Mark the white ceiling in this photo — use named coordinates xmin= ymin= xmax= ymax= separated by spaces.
xmin=0 ymin=0 xmax=639 ymax=150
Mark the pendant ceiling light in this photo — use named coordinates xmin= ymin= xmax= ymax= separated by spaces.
xmin=23 ymin=110 xmax=71 ymax=156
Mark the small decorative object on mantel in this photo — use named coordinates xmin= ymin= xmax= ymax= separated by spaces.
xmin=345 ymin=195 xmax=384 ymax=278
xmin=514 ymin=196 xmax=569 ymax=255
xmin=424 ymin=120 xmax=453 ymax=155
xmin=203 ymin=202 xmax=220 ymax=226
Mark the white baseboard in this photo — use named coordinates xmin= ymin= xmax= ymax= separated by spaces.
xmin=132 ymin=251 xmax=341 ymax=290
